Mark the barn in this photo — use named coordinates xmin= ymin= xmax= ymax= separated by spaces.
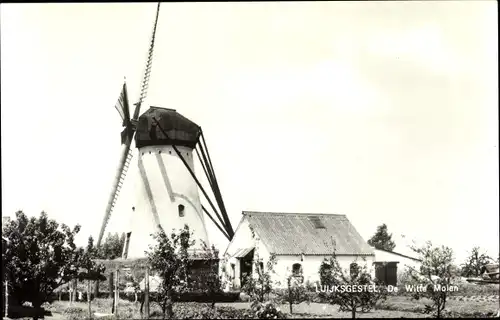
xmin=223 ymin=211 xmax=375 ymax=289
xmin=372 ymin=248 xmax=422 ymax=286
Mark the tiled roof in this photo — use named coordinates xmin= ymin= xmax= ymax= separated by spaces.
xmin=243 ymin=211 xmax=374 ymax=256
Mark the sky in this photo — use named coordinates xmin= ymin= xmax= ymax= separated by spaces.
xmin=1 ymin=2 xmax=498 ymax=263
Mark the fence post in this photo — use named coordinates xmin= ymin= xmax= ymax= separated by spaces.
xmin=144 ymin=266 xmax=150 ymax=319
xmin=113 ymin=269 xmax=119 ymax=316
xmin=109 ymin=271 xmax=114 ymax=299
xmin=69 ymin=280 xmax=73 ymax=305
xmin=5 ymin=280 xmax=8 ymax=318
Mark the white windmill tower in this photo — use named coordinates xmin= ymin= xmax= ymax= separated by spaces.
xmin=96 ymin=2 xmax=234 ymax=261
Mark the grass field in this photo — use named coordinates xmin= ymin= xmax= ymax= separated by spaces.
xmin=33 ymin=293 xmax=498 ymax=319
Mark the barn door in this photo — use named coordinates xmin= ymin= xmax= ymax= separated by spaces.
xmin=374 ymin=262 xmax=398 ymax=286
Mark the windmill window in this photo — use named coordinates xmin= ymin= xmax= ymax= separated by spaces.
xmin=169 ymin=151 xmax=172 ymax=154
xmin=308 ymin=216 xmax=326 ymax=229
xmin=178 ymin=204 xmax=185 ymax=217
xmin=159 ymin=150 xmax=161 ymax=154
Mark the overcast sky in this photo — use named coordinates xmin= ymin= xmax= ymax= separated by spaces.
xmin=1 ymin=2 xmax=498 ymax=263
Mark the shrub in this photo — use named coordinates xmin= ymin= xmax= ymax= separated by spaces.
xmin=63 ymin=306 xmax=86 ymax=320
xmin=146 ymin=225 xmax=195 ymax=319
xmin=275 ymin=274 xmax=311 ymax=314
xmin=173 ymin=302 xmax=253 ymax=319
xmin=250 ymin=300 xmax=286 ymax=319
xmin=320 ymin=240 xmax=388 ymax=319
xmin=461 ymin=247 xmax=494 ymax=278
xmin=242 ymin=254 xmax=279 ymax=303
xmin=406 ymin=241 xmax=456 ymax=318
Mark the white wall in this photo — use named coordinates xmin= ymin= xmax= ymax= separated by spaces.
xmin=374 ymin=249 xmax=422 ymax=277
xmin=223 ymin=218 xmax=260 ymax=289
xmin=128 ymin=145 xmax=208 ymax=259
xmin=269 ymin=254 xmax=375 ymax=288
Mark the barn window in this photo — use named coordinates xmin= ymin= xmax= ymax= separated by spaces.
xmin=230 ymin=263 xmax=235 ymax=279
xmin=308 ymin=216 xmax=326 ymax=229
xmin=292 ymin=263 xmax=302 ymax=276
xmin=258 ymin=262 xmax=264 ymax=273
xmin=292 ymin=263 xmax=304 ymax=284
xmin=350 ymin=263 xmax=360 ymax=278
xmin=178 ymin=204 xmax=185 ymax=217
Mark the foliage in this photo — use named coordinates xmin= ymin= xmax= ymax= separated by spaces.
xmin=173 ymin=302 xmax=254 ymax=319
xmin=405 ymin=241 xmax=456 ymax=318
xmin=77 ymin=236 xmax=106 ymax=318
xmin=78 ymin=236 xmax=106 ymax=283
xmin=192 ymin=241 xmax=227 ymax=308
xmin=250 ymin=300 xmax=286 ymax=319
xmin=2 ymin=211 xmax=83 ymax=314
xmin=461 ymin=246 xmax=494 ymax=278
xmin=97 ymin=232 xmax=126 ymax=260
xmin=146 ymin=225 xmax=194 ymax=319
xmin=63 ymin=306 xmax=86 ymax=320
xmin=275 ymin=269 xmax=311 ymax=314
xmin=367 ymin=223 xmax=396 ymax=252
xmin=320 ymin=238 xmax=388 ymax=319
xmin=242 ymin=254 xmax=280 ymax=303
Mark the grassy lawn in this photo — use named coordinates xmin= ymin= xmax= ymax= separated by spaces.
xmin=36 ymin=294 xmax=498 ymax=319
xmin=218 ymin=302 xmax=428 ymax=318
xmin=43 ymin=299 xmax=426 ymax=319
xmin=376 ymin=295 xmax=499 ymax=316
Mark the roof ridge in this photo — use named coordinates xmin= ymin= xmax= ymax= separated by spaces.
xmin=243 ymin=211 xmax=346 ymax=217
xmin=149 ymin=106 xmax=176 ymax=111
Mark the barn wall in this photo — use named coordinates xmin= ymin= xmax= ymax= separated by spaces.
xmin=374 ymin=249 xmax=422 ymax=278
xmin=223 ymin=218 xmax=257 ymax=289
xmin=266 ymin=254 xmax=376 ymax=288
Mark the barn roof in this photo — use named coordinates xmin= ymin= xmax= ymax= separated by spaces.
xmin=243 ymin=211 xmax=374 ymax=256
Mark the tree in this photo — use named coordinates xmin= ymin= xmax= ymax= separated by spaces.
xmin=94 ymin=232 xmax=125 ymax=298
xmin=276 ymin=267 xmax=310 ymax=314
xmin=241 ymin=254 xmax=279 ymax=304
xmin=77 ymin=236 xmax=106 ymax=319
xmin=3 ymin=211 xmax=83 ymax=319
xmin=320 ymin=240 xmax=387 ymax=319
xmin=405 ymin=241 xmax=455 ymax=318
xmin=367 ymin=224 xmax=396 ymax=252
xmin=461 ymin=246 xmax=493 ymax=278
xmin=97 ymin=232 xmax=126 ymax=260
xmin=146 ymin=225 xmax=194 ymax=320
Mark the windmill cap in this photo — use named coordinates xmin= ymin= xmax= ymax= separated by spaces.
xmin=135 ymin=106 xmax=200 ymax=149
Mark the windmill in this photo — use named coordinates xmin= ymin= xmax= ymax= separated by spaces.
xmin=96 ymin=2 xmax=234 ymax=260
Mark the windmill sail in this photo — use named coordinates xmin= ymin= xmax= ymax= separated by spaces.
xmin=115 ymin=82 xmax=130 ymax=127
xmin=97 ymin=3 xmax=162 ymax=248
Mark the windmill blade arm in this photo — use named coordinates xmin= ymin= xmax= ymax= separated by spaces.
xmin=115 ymin=82 xmax=131 ymax=127
xmin=97 ymin=139 xmax=134 ymax=247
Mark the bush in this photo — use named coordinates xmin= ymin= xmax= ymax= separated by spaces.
xmin=63 ymin=306 xmax=86 ymax=320
xmin=250 ymin=301 xmax=286 ymax=319
xmin=173 ymin=302 xmax=253 ymax=319
xmin=175 ymin=291 xmax=240 ymax=303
